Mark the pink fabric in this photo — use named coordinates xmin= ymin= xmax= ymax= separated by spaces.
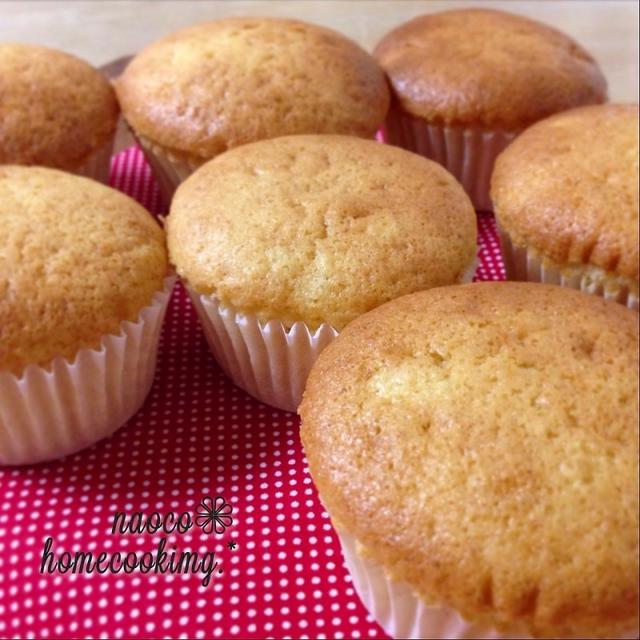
xmin=0 ymin=146 xmax=505 ymax=639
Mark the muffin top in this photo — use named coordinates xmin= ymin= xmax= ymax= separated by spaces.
xmin=167 ymin=134 xmax=476 ymax=330
xmin=374 ymin=9 xmax=607 ymax=130
xmin=115 ymin=17 xmax=390 ymax=160
xmin=492 ymin=104 xmax=639 ymax=282
xmin=0 ymin=166 xmax=168 ymax=376
xmin=300 ymin=282 xmax=639 ymax=639
xmin=0 ymin=43 xmax=119 ymax=169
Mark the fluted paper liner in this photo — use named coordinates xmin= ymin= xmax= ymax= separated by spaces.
xmin=74 ymin=133 xmax=116 ymax=185
xmin=497 ymin=225 xmax=639 ymax=311
xmin=188 ymin=288 xmax=338 ymax=413
xmin=0 ymin=276 xmax=175 ymax=466
xmin=384 ymin=109 xmax=517 ymax=211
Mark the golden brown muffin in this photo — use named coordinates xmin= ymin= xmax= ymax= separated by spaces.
xmin=492 ymin=104 xmax=639 ymax=295
xmin=115 ymin=17 xmax=390 ymax=163
xmin=167 ymin=134 xmax=477 ymax=330
xmin=0 ymin=43 xmax=119 ymax=170
xmin=300 ymin=282 xmax=639 ymax=639
xmin=0 ymin=166 xmax=168 ymax=375
xmin=374 ymin=8 xmax=607 ymax=130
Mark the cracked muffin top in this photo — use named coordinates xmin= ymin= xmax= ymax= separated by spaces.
xmin=300 ymin=281 xmax=639 ymax=639
xmin=374 ymin=9 xmax=607 ymax=130
xmin=492 ymin=104 xmax=639 ymax=283
xmin=115 ymin=17 xmax=390 ymax=161
xmin=0 ymin=43 xmax=119 ymax=169
xmin=166 ymin=134 xmax=477 ymax=330
xmin=0 ymin=166 xmax=168 ymax=375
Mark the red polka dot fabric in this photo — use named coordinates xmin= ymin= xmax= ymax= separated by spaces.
xmin=0 ymin=147 xmax=505 ymax=640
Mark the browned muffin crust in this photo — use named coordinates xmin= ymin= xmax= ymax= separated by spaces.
xmin=374 ymin=9 xmax=607 ymax=130
xmin=0 ymin=166 xmax=168 ymax=376
xmin=116 ymin=17 xmax=390 ymax=160
xmin=166 ymin=135 xmax=477 ymax=330
xmin=492 ymin=104 xmax=639 ymax=281
xmin=0 ymin=43 xmax=119 ymax=169
xmin=301 ymin=282 xmax=639 ymax=638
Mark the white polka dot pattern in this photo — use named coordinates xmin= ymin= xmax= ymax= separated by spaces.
xmin=0 ymin=146 xmax=506 ymax=639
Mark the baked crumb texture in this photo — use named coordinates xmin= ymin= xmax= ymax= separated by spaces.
xmin=492 ymin=104 xmax=639 ymax=287
xmin=301 ymin=282 xmax=639 ymax=639
xmin=167 ymin=134 xmax=477 ymax=330
xmin=116 ymin=17 xmax=390 ymax=162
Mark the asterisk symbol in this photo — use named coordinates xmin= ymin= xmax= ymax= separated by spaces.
xmin=195 ymin=496 xmax=234 ymax=535
xmin=227 ymin=540 xmax=237 ymax=550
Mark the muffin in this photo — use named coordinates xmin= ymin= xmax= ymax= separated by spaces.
xmin=0 ymin=166 xmax=172 ymax=465
xmin=492 ymin=104 xmax=639 ymax=310
xmin=115 ymin=16 xmax=390 ymax=200
xmin=374 ymin=9 xmax=608 ymax=210
xmin=167 ymin=134 xmax=477 ymax=412
xmin=300 ymin=282 xmax=639 ymax=639
xmin=0 ymin=43 xmax=119 ymax=183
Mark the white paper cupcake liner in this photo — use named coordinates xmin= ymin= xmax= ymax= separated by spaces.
xmin=187 ymin=287 xmax=339 ymax=413
xmin=0 ymin=276 xmax=175 ymax=466
xmin=186 ymin=260 xmax=476 ymax=413
xmin=384 ymin=108 xmax=517 ymax=211
xmin=135 ymin=134 xmax=204 ymax=203
xmin=337 ymin=530 xmax=516 ymax=639
xmin=73 ymin=133 xmax=116 ymax=185
xmin=497 ymin=225 xmax=639 ymax=311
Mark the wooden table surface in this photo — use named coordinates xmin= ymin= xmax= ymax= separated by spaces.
xmin=2 ymin=0 xmax=638 ymax=103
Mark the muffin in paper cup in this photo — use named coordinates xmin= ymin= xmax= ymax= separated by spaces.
xmin=492 ymin=104 xmax=639 ymax=310
xmin=167 ymin=135 xmax=478 ymax=412
xmin=0 ymin=276 xmax=174 ymax=466
xmin=0 ymin=43 xmax=119 ymax=184
xmin=115 ymin=16 xmax=389 ymax=198
xmin=300 ymin=282 xmax=639 ymax=639
xmin=374 ymin=9 xmax=607 ymax=210
xmin=0 ymin=167 xmax=170 ymax=465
